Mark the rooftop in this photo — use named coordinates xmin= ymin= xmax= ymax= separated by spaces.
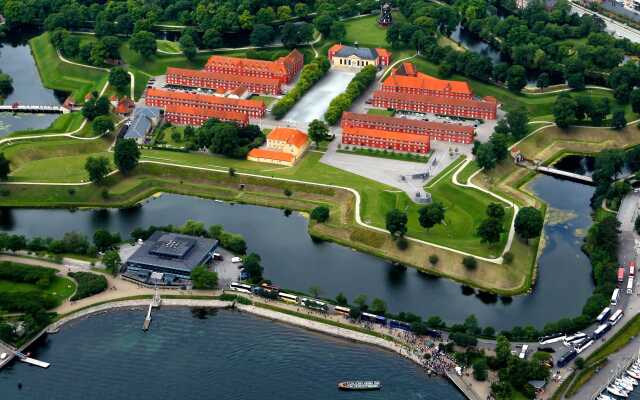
xmin=167 ymin=67 xmax=281 ymax=87
xmin=343 ymin=126 xmax=431 ymax=143
xmin=146 ymin=87 xmax=265 ymax=109
xmin=126 ymin=231 xmax=219 ymax=274
xmin=333 ymin=44 xmax=379 ymax=60
xmin=247 ymin=148 xmax=295 ymax=162
xmin=382 ymin=64 xmax=472 ymax=95
xmin=125 ymin=106 xmax=162 ymax=140
xmin=372 ymin=91 xmax=496 ymax=110
xmin=205 ymin=49 xmax=302 ymax=75
xmin=341 ymin=112 xmax=475 ymax=134
xmin=165 ymin=104 xmax=248 ymax=124
xmin=267 ymin=127 xmax=308 ymax=148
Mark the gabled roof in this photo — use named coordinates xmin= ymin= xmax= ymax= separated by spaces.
xmin=343 ymin=126 xmax=431 ymax=143
xmin=205 ymin=49 xmax=302 ymax=76
xmin=167 ymin=67 xmax=281 ymax=87
xmin=383 ymin=65 xmax=472 ymax=95
xmin=126 ymin=106 xmax=161 ymax=140
xmin=146 ymin=87 xmax=264 ymax=109
xmin=165 ymin=104 xmax=248 ymax=124
xmin=267 ymin=127 xmax=308 ymax=149
xmin=334 ymin=45 xmax=379 ymax=60
xmin=247 ymin=148 xmax=294 ymax=162
xmin=341 ymin=112 xmax=475 ymax=134
xmin=372 ymin=91 xmax=496 ymax=110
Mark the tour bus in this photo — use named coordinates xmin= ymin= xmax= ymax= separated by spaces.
xmin=609 ymin=309 xmax=624 ymax=325
xmin=538 ymin=333 xmax=565 ymax=345
xmin=519 ymin=344 xmax=529 ymax=360
xmin=361 ymin=312 xmax=386 ymax=325
xmin=278 ymin=292 xmax=299 ymax=304
xmin=592 ymin=323 xmax=612 ymax=340
xmin=575 ymin=339 xmax=594 ymax=354
xmin=618 ymin=267 xmax=625 ymax=284
xmin=230 ymin=282 xmax=252 ymax=294
xmin=563 ymin=333 xmax=587 ymax=347
xmin=611 ymin=288 xmax=620 ymax=306
xmin=389 ymin=319 xmax=412 ymax=331
xmin=301 ymin=297 xmax=328 ymax=312
xmin=596 ymin=307 xmax=611 ymax=323
xmin=334 ymin=306 xmax=351 ymax=316
xmin=630 ymin=260 xmax=636 ymax=277
xmin=252 ymin=285 xmax=278 ymax=300
xmin=628 ymin=277 xmax=635 ymax=295
xmin=557 ymin=349 xmax=578 ymax=368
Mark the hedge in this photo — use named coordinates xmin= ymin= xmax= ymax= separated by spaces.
xmin=324 ymin=65 xmax=377 ymax=125
xmin=272 ymin=57 xmax=331 ymax=119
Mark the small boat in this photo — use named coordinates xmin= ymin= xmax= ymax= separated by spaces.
xmin=615 ymin=379 xmax=633 ymax=392
xmin=337 ymin=381 xmax=382 ymax=391
xmin=621 ymin=376 xmax=638 ymax=386
xmin=607 ymin=385 xmax=629 ymax=398
xmin=628 ymin=370 xmax=640 ymax=380
xmin=598 ymin=394 xmax=614 ymax=400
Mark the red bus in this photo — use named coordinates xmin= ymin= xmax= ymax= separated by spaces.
xmin=618 ymin=267 xmax=625 ymax=283
xmin=629 ymin=260 xmax=636 ymax=277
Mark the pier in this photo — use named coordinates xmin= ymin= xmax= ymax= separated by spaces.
xmin=445 ymin=370 xmax=483 ymax=400
xmin=15 ymin=351 xmax=50 ymax=368
xmin=535 ymin=166 xmax=594 ymax=184
xmin=143 ymin=288 xmax=162 ymax=331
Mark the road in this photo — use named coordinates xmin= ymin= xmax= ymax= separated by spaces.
xmin=571 ymin=1 xmax=640 ymax=42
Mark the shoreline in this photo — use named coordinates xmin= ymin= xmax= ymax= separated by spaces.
xmin=38 ymin=297 xmax=483 ymax=400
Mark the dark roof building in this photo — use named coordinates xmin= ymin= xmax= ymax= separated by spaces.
xmin=124 ymin=231 xmax=218 ymax=279
xmin=125 ymin=106 xmax=162 ymax=144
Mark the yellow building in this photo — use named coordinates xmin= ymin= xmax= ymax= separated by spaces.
xmin=247 ymin=127 xmax=309 ymax=166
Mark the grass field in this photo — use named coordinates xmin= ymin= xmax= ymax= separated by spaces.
xmin=29 ymin=33 xmax=108 ymax=102
xmin=457 ymin=160 xmax=481 ymax=184
xmin=0 ymin=276 xmax=76 ymax=307
xmin=250 ymin=95 xmax=278 ymax=107
xmin=157 ymin=40 xmax=181 ymax=53
xmin=367 ymin=108 xmax=395 ymax=116
xmin=8 ymin=112 xmax=85 ymax=137
xmin=343 ymin=13 xmax=406 ymax=48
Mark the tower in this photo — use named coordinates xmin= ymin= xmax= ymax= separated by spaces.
xmin=378 ymin=3 xmax=393 ymax=26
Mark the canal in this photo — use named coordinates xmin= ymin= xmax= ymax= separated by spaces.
xmin=0 ymin=43 xmax=63 ymax=136
xmin=0 ymin=308 xmax=462 ymax=399
xmin=0 ymin=173 xmax=595 ymax=330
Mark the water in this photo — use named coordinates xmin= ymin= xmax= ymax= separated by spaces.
xmin=0 ymin=309 xmax=462 ymax=400
xmin=552 ymin=155 xmax=595 ymax=177
xmin=449 ymin=25 xmax=501 ymax=62
xmin=0 ymin=44 xmax=62 ymax=136
xmin=0 ymin=174 xmax=595 ymax=329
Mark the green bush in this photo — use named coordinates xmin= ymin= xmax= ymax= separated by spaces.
xmin=272 ymin=57 xmax=330 ymax=119
xmin=310 ymin=206 xmax=330 ymax=223
xmin=68 ymin=271 xmax=108 ymax=300
xmin=324 ymin=65 xmax=377 ymax=124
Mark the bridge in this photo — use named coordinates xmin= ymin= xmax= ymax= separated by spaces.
xmin=0 ymin=104 xmax=69 ymax=114
xmin=536 ymin=166 xmax=594 ymax=185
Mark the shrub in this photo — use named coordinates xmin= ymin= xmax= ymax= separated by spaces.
xmin=428 ymin=254 xmax=439 ymax=266
xmin=396 ymin=236 xmax=409 ymax=250
xmin=503 ymin=252 xmax=514 ymax=264
xmin=310 ymin=205 xmax=330 ymax=223
xmin=68 ymin=271 xmax=108 ymax=300
xmin=462 ymin=256 xmax=477 ymax=269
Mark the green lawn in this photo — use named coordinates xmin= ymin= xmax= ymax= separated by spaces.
xmin=29 ymin=33 xmax=108 ymax=102
xmin=154 ymin=125 xmax=187 ymax=148
xmin=344 ymin=13 xmax=403 ymax=48
xmin=0 ymin=276 xmax=76 ymax=307
xmin=457 ymin=160 xmax=481 ymax=184
xmin=157 ymin=40 xmax=181 ymax=53
xmin=367 ymin=108 xmax=395 ymax=116
xmin=8 ymin=112 xmax=85 ymax=137
xmin=250 ymin=95 xmax=278 ymax=107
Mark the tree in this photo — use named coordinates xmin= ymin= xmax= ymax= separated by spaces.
xmin=477 ymin=217 xmax=503 ymax=244
xmin=310 ymin=206 xmax=330 ymax=223
xmin=514 ymin=207 xmax=544 ymax=241
xmin=108 ymin=68 xmax=130 ymax=93
xmin=92 ymin=116 xmax=114 ymax=136
xmin=588 ymin=97 xmax=610 ymax=126
xmin=506 ymin=107 xmax=529 ymax=139
xmin=335 ymin=292 xmax=348 ymax=306
xmin=309 ymin=285 xmax=321 ymax=298
xmin=179 ymin=33 xmax=197 ymax=60
xmin=0 ymin=153 xmax=10 ymax=181
xmin=506 ymin=65 xmax=527 ymax=92
xmin=277 ymin=5 xmax=292 ymax=20
xmin=631 ymin=89 xmax=640 ymax=114
xmin=612 ymin=109 xmax=627 ymax=130
xmin=475 ymin=143 xmax=497 ymax=170
xmin=495 ymin=335 xmax=511 ymax=368
xmin=308 ymin=119 xmax=329 ymax=147
xmin=113 ymin=138 xmax=141 ymax=175
xmin=61 ymin=36 xmax=81 ymax=58
xmin=429 ymin=254 xmax=439 ymax=266
xmin=472 ymin=358 xmax=488 ymax=381
xmin=536 ymin=72 xmax=550 ymax=92
xmin=330 ymin=21 xmax=346 ymax=41
xmin=129 ymin=31 xmax=157 ymax=58
xmin=314 ymin=14 xmax=334 ymax=37
xmin=353 ymin=294 xmax=368 ymax=310
xmin=250 ymin=24 xmax=275 ymax=47
xmin=255 ymin=7 xmax=276 ymax=25
xmin=203 ymin=29 xmax=223 ymax=49
xmin=191 ymin=265 xmax=218 ymax=289
xmin=102 ymin=250 xmax=121 ymax=275
xmin=462 ymin=256 xmax=477 ymax=269
xmin=418 ymin=202 xmax=446 ymax=229
xmin=487 ymin=203 xmax=506 ymax=220
xmin=386 ymin=209 xmax=408 ymax=238
xmin=371 ymin=298 xmax=387 ymax=315
xmin=85 ymin=155 xmax=111 ymax=184
xmin=243 ymin=252 xmax=264 ymax=282
xmin=94 ymin=96 xmax=111 ymax=116
xmin=553 ymin=94 xmax=577 ymax=129
xmin=93 ymin=229 xmax=120 ymax=252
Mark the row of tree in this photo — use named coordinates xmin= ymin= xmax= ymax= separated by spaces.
xmin=324 ymin=65 xmax=377 ymax=125
xmin=272 ymin=56 xmax=331 ymax=119
xmin=552 ymin=93 xmax=626 ymax=129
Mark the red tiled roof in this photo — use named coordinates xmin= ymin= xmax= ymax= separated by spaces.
xmin=341 ymin=112 xmax=474 ymax=134
xmin=328 ymin=44 xmax=344 ymax=55
xmin=165 ymin=104 xmax=248 ymax=124
xmin=383 ymin=66 xmax=472 ymax=95
xmin=372 ymin=91 xmax=496 ymax=111
xmin=267 ymin=127 xmax=308 ymax=149
xmin=247 ymin=148 xmax=294 ymax=162
xmin=375 ymin=48 xmax=391 ymax=59
xmin=167 ymin=67 xmax=281 ymax=86
xmin=205 ymin=50 xmax=303 ymax=76
xmin=343 ymin=126 xmax=431 ymax=143
xmin=146 ymin=87 xmax=264 ymax=109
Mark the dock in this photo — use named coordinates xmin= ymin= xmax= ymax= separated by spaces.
xmin=20 ymin=356 xmax=50 ymax=368
xmin=446 ymin=370 xmax=483 ymax=400
xmin=142 ymin=288 xmax=162 ymax=331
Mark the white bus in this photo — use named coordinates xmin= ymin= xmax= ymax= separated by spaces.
xmin=334 ymin=306 xmax=351 ymax=316
xmin=611 ymin=288 xmax=620 ymax=306
xmin=230 ymin=282 xmax=252 ymax=294
xmin=609 ymin=309 xmax=624 ymax=325
xmin=278 ymin=292 xmax=299 ymax=303
xmin=519 ymin=344 xmax=529 ymax=359
xmin=596 ymin=307 xmax=611 ymax=323
xmin=575 ymin=339 xmax=594 ymax=354
xmin=563 ymin=333 xmax=587 ymax=347
xmin=628 ymin=277 xmax=634 ymax=295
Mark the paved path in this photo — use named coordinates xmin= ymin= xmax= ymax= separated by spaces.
xmin=156 ymin=34 xmax=322 ymax=55
xmin=571 ymin=1 xmax=640 ymax=43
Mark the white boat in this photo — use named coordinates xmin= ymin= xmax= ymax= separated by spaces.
xmin=608 ymin=386 xmax=629 ymax=398
xmin=615 ymin=379 xmax=633 ymax=392
xmin=621 ymin=376 xmax=638 ymax=386
xmin=629 ymin=370 xmax=640 ymax=380
xmin=598 ymin=394 xmax=614 ymax=400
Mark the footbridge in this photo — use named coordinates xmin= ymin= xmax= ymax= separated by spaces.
xmin=536 ymin=166 xmax=594 ymax=185
xmin=0 ymin=104 xmax=69 ymax=114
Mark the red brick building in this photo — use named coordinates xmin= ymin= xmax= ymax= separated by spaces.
xmin=204 ymin=49 xmax=304 ymax=84
xmin=341 ymin=112 xmax=475 ymax=144
xmin=166 ymin=67 xmax=282 ymax=95
xmin=164 ymin=104 xmax=248 ymax=126
xmin=371 ymin=91 xmax=497 ymax=120
xmin=342 ymin=126 xmax=430 ymax=154
xmin=145 ymin=88 xmax=265 ymax=119
xmin=380 ymin=62 xmax=472 ymax=99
